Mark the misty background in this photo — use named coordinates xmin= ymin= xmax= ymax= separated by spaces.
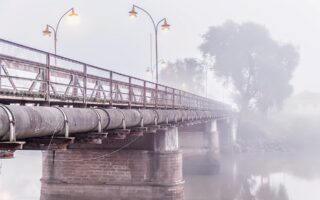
xmin=1 ymin=0 xmax=320 ymax=95
xmin=1 ymin=0 xmax=319 ymax=148
xmin=1 ymin=1 xmax=320 ymax=200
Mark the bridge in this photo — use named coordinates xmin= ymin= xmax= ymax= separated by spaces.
xmin=0 ymin=38 xmax=236 ymax=200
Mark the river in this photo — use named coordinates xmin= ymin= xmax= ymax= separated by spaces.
xmin=0 ymin=151 xmax=319 ymax=200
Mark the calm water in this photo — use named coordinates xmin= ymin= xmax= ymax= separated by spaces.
xmin=185 ymin=152 xmax=320 ymax=200
xmin=0 ymin=151 xmax=320 ymax=200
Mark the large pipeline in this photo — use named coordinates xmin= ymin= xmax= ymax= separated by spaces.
xmin=0 ymin=105 xmax=215 ymax=141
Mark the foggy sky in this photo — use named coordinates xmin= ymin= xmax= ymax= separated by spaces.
xmin=0 ymin=0 xmax=319 ymax=99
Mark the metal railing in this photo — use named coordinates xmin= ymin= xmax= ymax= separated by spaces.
xmin=0 ymin=38 xmax=229 ymax=111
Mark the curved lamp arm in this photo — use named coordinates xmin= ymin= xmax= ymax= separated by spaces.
xmin=47 ymin=25 xmax=57 ymax=39
xmin=55 ymin=8 xmax=74 ymax=40
xmin=133 ymin=5 xmax=157 ymax=30
xmin=156 ymin=18 xmax=166 ymax=31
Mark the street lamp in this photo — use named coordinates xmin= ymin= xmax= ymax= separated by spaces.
xmin=42 ymin=8 xmax=79 ymax=56
xmin=129 ymin=5 xmax=170 ymax=84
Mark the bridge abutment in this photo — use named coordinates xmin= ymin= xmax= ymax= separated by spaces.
xmin=40 ymin=126 xmax=184 ymax=200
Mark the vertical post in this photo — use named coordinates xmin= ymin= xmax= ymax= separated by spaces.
xmin=155 ymin=30 xmax=159 ymax=84
xmin=54 ymin=32 xmax=57 ymax=56
xmin=149 ymin=33 xmax=154 ymax=82
xmin=128 ymin=77 xmax=132 ymax=108
xmin=110 ymin=71 xmax=113 ymax=105
xmin=53 ymin=31 xmax=57 ymax=67
xmin=83 ymin=64 xmax=87 ymax=107
xmin=172 ymin=88 xmax=175 ymax=109
xmin=0 ymin=61 xmax=2 ymax=89
xmin=205 ymin=67 xmax=208 ymax=98
xmin=71 ymin=75 xmax=79 ymax=98
xmin=179 ymin=90 xmax=182 ymax=108
xmin=46 ymin=53 xmax=50 ymax=105
xmin=164 ymin=87 xmax=168 ymax=108
xmin=155 ymin=83 xmax=158 ymax=108
xmin=143 ymin=81 xmax=146 ymax=108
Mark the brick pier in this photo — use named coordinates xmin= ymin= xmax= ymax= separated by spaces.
xmin=40 ymin=127 xmax=184 ymax=200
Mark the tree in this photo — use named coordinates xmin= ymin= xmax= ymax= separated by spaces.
xmin=200 ymin=21 xmax=299 ymax=113
xmin=159 ymin=58 xmax=205 ymax=95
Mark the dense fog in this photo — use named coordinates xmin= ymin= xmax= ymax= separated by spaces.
xmin=1 ymin=1 xmax=320 ymax=200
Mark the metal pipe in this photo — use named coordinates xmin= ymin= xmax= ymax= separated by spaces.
xmin=0 ymin=105 xmax=216 ymax=141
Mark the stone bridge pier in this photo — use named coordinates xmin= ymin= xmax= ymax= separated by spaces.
xmin=179 ymin=118 xmax=237 ymax=175
xmin=40 ymin=126 xmax=184 ymax=200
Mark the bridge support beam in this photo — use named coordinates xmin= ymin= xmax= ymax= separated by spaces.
xmin=40 ymin=126 xmax=184 ymax=200
xmin=179 ymin=120 xmax=220 ymax=175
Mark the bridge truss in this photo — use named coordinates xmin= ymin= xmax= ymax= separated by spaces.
xmin=0 ymin=38 xmax=228 ymax=110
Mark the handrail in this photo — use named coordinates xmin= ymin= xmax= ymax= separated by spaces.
xmin=0 ymin=38 xmax=231 ymax=111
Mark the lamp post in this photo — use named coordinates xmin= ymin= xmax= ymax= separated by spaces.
xmin=198 ymin=58 xmax=213 ymax=98
xmin=42 ymin=8 xmax=79 ymax=56
xmin=129 ymin=5 xmax=170 ymax=84
xmin=205 ymin=65 xmax=214 ymax=98
xmin=146 ymin=59 xmax=167 ymax=82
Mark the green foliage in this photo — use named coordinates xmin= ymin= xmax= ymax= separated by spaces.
xmin=200 ymin=21 xmax=299 ymax=112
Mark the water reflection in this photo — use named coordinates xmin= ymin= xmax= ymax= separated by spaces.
xmin=185 ymin=152 xmax=320 ymax=200
xmin=0 ymin=151 xmax=42 ymax=200
xmin=1 ymin=151 xmax=320 ymax=199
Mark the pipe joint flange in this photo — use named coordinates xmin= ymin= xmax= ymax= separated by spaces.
xmin=152 ymin=109 xmax=159 ymax=126
xmin=117 ymin=109 xmax=126 ymax=130
xmin=54 ymin=106 xmax=69 ymax=138
xmin=97 ymin=108 xmax=110 ymax=131
xmin=0 ymin=104 xmax=16 ymax=142
xmin=137 ymin=109 xmax=144 ymax=128
xmin=92 ymin=109 xmax=102 ymax=133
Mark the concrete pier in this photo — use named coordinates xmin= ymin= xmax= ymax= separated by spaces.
xmin=179 ymin=118 xmax=238 ymax=175
xmin=217 ymin=118 xmax=238 ymax=153
xmin=179 ymin=120 xmax=220 ymax=175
